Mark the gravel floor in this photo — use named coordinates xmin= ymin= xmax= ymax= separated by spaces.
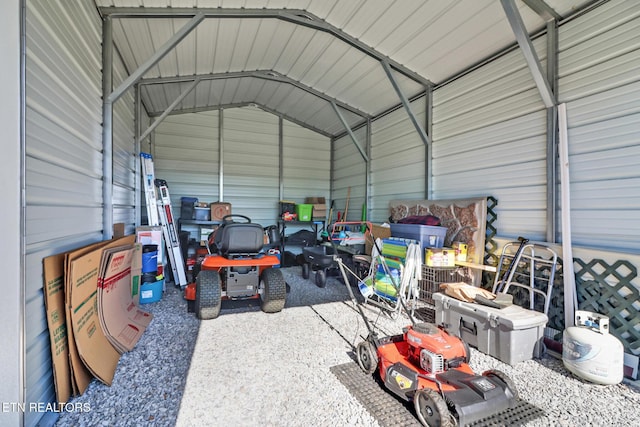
xmin=55 ymin=266 xmax=640 ymax=427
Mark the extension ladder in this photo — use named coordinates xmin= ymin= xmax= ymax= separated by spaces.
xmin=140 ymin=153 xmax=187 ymax=287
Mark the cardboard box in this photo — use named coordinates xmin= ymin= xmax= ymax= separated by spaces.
xmin=434 ymin=292 xmax=548 ymax=365
xmin=452 ymin=241 xmax=468 ymax=262
xmin=365 ymin=224 xmax=392 ymax=255
xmin=43 ymin=253 xmax=73 ymax=403
xmin=305 ymin=196 xmax=326 ymax=204
xmin=113 ymin=223 xmax=125 ymax=238
xmin=425 ymin=247 xmax=456 ymax=267
xmin=67 ymin=235 xmax=136 ymax=387
xmin=210 ymin=202 xmax=232 ymax=221
xmin=136 ymin=226 xmax=164 ymax=265
xmin=64 ymin=240 xmax=112 ymax=395
xmin=97 ymin=245 xmax=153 ymax=354
xmin=312 ymin=203 xmax=326 ymax=219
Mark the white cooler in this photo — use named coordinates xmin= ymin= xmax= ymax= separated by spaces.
xmin=433 ymin=292 xmax=548 ymax=365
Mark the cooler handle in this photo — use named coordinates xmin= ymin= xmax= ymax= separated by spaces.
xmin=459 ymin=318 xmax=477 ymax=336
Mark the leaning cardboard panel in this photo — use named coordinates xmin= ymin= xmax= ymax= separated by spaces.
xmin=67 ymin=235 xmax=135 ymax=386
xmin=43 ymin=253 xmax=72 ymax=403
xmin=64 ymin=240 xmax=111 ymax=395
xmin=98 ymin=245 xmax=153 ymax=354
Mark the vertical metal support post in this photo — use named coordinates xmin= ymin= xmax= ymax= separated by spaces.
xmin=365 ymin=119 xmax=371 ymax=220
xmin=278 ymin=115 xmax=284 ymax=201
xmin=557 ymin=103 xmax=577 ymax=327
xmin=330 ymin=137 xmax=335 ymax=215
xmin=134 ymin=83 xmax=141 ymax=227
xmin=218 ymin=108 xmax=224 ymax=201
xmin=381 ymin=60 xmax=431 ymax=147
xmin=546 ymin=20 xmax=559 ymax=243
xmin=102 ymin=16 xmax=114 ymax=240
xmin=425 ymin=88 xmax=433 ymax=198
xmin=17 ymin=1 xmax=27 ymax=424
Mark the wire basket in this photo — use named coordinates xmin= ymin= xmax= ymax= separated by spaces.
xmin=419 ymin=266 xmax=470 ymax=306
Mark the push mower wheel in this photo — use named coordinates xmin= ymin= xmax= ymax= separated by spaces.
xmin=414 ymin=388 xmax=454 ymax=427
xmin=482 ymin=369 xmax=519 ymax=401
xmin=195 ymin=270 xmax=222 ymax=320
xmin=356 ymin=341 xmax=378 ymax=375
xmin=260 ymin=268 xmax=287 ymax=313
xmin=315 ymin=269 xmax=327 ymax=288
xmin=463 ymin=340 xmax=472 ymax=363
xmin=302 ymin=263 xmax=310 ymax=280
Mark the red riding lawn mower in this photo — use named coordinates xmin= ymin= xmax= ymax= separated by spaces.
xmin=184 ymin=215 xmax=286 ymax=319
xmin=333 ymin=228 xmax=519 ymax=427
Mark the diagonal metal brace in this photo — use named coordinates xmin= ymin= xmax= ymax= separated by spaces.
xmin=501 ymin=0 xmax=555 ymax=108
xmin=107 ymin=12 xmax=205 ymax=104
xmin=331 ymin=101 xmax=368 ymax=162
xmin=138 ymin=78 xmax=200 ymax=142
xmin=381 ymin=60 xmax=431 ymax=147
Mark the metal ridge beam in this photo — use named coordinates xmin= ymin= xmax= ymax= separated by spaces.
xmin=99 ymin=7 xmax=432 ymax=88
xmin=153 ymin=102 xmax=334 ymax=139
xmin=139 ymin=70 xmax=370 ymax=119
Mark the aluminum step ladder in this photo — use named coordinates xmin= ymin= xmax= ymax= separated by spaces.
xmin=140 ymin=152 xmax=187 ymax=288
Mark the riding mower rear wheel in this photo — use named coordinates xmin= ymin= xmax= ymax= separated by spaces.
xmin=195 ymin=270 xmax=222 ymax=320
xmin=260 ymin=268 xmax=286 ymax=313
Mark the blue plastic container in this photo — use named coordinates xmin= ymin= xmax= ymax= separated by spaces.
xmin=390 ymin=223 xmax=448 ymax=250
xmin=139 ymin=278 xmax=163 ymax=304
xmin=141 ymin=244 xmax=158 ymax=274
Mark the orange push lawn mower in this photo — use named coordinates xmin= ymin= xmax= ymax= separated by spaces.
xmin=184 ymin=214 xmax=286 ymax=319
xmin=332 ymin=224 xmax=519 ymax=426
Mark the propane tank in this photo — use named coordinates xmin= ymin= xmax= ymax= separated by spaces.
xmin=562 ymin=310 xmax=624 ymax=385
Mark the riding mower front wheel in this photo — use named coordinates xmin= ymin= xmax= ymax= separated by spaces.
xmin=260 ymin=268 xmax=287 ymax=313
xmin=195 ymin=270 xmax=222 ymax=320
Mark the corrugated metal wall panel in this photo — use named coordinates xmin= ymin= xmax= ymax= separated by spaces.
xmin=558 ymin=0 xmax=640 ymax=251
xmin=222 ymin=107 xmax=280 ymax=226
xmin=24 ymin=1 xmax=103 ymax=425
xmin=333 ymin=126 xmax=367 ymax=223
xmin=369 ymin=99 xmax=426 ymax=223
xmin=154 ymin=110 xmax=220 ymax=210
xmin=432 ymin=35 xmax=548 ymax=240
xmin=154 ymin=107 xmax=328 ymax=230
xmin=282 ymin=119 xmax=331 ymax=207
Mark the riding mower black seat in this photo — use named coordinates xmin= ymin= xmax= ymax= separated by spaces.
xmin=212 ymin=221 xmax=265 ymax=256
xmin=188 ymin=214 xmax=287 ymax=320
